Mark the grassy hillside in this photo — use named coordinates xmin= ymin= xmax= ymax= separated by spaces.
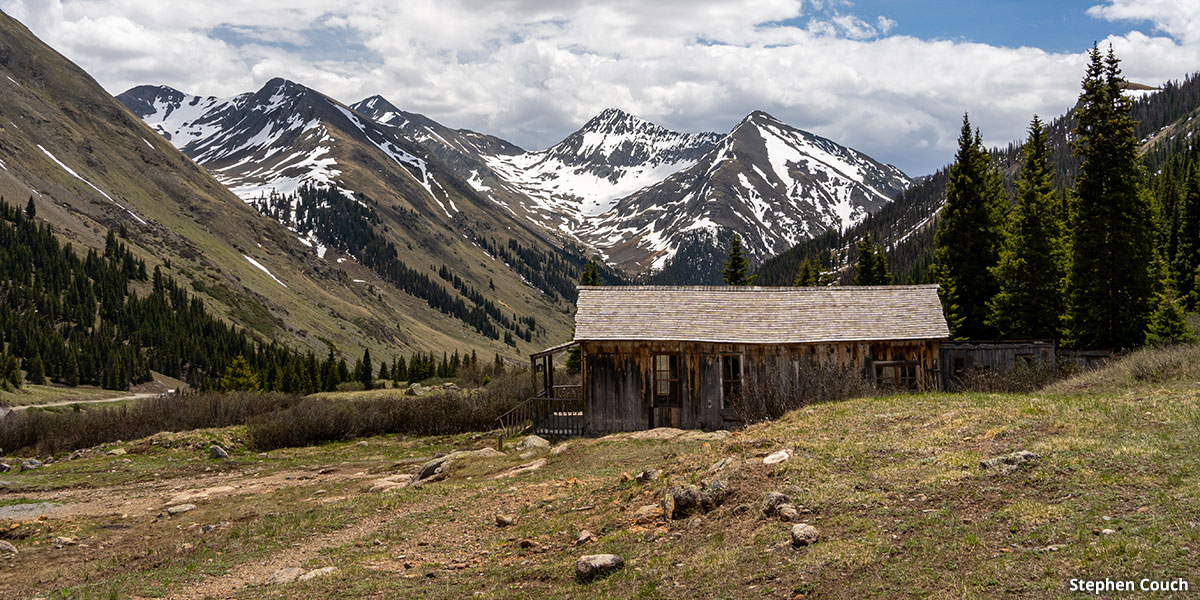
xmin=0 ymin=346 xmax=1197 ymax=598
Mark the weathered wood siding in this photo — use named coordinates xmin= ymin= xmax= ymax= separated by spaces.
xmin=939 ymin=341 xmax=1055 ymax=390
xmin=582 ymin=339 xmax=940 ymax=434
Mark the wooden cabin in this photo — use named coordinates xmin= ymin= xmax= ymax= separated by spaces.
xmin=939 ymin=340 xmax=1057 ymax=390
xmin=510 ymin=285 xmax=949 ymax=437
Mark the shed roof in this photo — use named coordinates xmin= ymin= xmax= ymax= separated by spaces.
xmin=573 ymin=285 xmax=949 ymax=344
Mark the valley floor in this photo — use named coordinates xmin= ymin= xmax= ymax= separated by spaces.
xmin=1 ymin=350 xmax=1198 ymax=599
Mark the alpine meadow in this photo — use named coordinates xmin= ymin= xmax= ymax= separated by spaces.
xmin=0 ymin=3 xmax=1198 ymax=599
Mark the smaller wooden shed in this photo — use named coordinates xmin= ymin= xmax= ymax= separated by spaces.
xmin=511 ymin=285 xmax=949 ymax=437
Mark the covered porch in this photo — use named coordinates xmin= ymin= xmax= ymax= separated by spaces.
xmin=496 ymin=341 xmax=584 ymax=440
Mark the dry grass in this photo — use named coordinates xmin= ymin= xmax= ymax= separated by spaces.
xmin=1044 ymin=343 xmax=1200 ymax=394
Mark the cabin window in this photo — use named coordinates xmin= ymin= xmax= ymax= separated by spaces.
xmin=875 ymin=361 xmax=919 ymax=390
xmin=720 ymin=354 xmax=742 ymax=409
xmin=654 ymin=354 xmax=680 ymax=406
xmin=1015 ymin=353 xmax=1035 ymax=367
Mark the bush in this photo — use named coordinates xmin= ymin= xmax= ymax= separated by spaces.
xmin=730 ymin=361 xmax=874 ymax=424
xmin=950 ymin=361 xmax=1074 ymax=394
xmin=0 ymin=392 xmax=303 ymax=455
xmin=1046 ymin=343 xmax=1200 ymax=393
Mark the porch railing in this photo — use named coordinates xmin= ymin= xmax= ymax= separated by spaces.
xmin=497 ymin=393 xmax=584 ymax=442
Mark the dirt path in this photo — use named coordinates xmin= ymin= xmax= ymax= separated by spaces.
xmin=11 ymin=392 xmax=156 ymax=411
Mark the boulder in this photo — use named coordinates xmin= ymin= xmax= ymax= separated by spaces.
xmin=208 ymin=445 xmax=229 ymax=460
xmin=166 ymin=504 xmax=196 ymax=515
xmin=761 ymin=491 xmax=790 ymax=515
xmin=298 ymin=566 xmax=337 ymax=581
xmin=405 ymin=383 xmax=424 ymax=396
xmin=515 ymin=435 xmax=550 ymax=451
xmin=20 ymin=458 xmax=43 ymax=471
xmin=661 ymin=485 xmax=703 ymax=520
xmin=575 ymin=554 xmax=624 ymax=583
xmin=763 ymin=450 xmax=791 ymax=465
xmin=0 ymin=541 xmax=16 ymax=554
xmin=634 ymin=504 xmax=662 ymax=524
xmin=790 ymin=523 xmax=820 ymax=547
xmin=410 ymin=456 xmax=452 ymax=485
xmin=265 ymin=567 xmax=306 ymax=585
xmin=980 ymin=450 xmax=1040 ymax=473
xmin=699 ymin=479 xmax=729 ymax=510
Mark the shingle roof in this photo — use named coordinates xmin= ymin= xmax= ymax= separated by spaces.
xmin=573 ymin=285 xmax=949 ymax=344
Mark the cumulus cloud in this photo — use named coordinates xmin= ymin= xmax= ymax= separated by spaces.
xmin=1 ymin=0 xmax=1197 ymax=174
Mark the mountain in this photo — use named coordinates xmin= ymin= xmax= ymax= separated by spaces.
xmin=347 ymin=101 xmax=910 ymax=279
xmin=587 ymin=111 xmax=912 ymax=275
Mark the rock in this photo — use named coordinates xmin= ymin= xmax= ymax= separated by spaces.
xmin=777 ymin=504 xmax=800 ymax=522
xmin=662 ymin=485 xmax=703 ymax=520
xmin=515 ymin=435 xmax=550 ymax=451
xmin=413 ymin=456 xmax=452 ymax=483
xmin=763 ymin=450 xmax=791 ymax=465
xmin=708 ymin=457 xmax=738 ymax=472
xmin=762 ymin=491 xmax=790 ymax=515
xmin=635 ymin=469 xmax=661 ymax=483
xmin=790 ymin=523 xmax=820 ymax=547
xmin=0 ymin=463 xmax=10 ymax=472
xmin=442 ymin=382 xmax=460 ymax=391
xmin=166 ymin=504 xmax=196 ymax=515
xmin=208 ymin=445 xmax=229 ymax=460
xmin=680 ymin=430 xmax=732 ymax=442
xmin=369 ymin=475 xmax=413 ymax=492
xmin=701 ymin=479 xmax=728 ymax=508
xmin=492 ymin=459 xmax=546 ymax=479
xmin=575 ymin=554 xmax=624 ymax=583
xmin=730 ymin=503 xmax=751 ymax=517
xmin=519 ymin=450 xmax=538 ymax=460
xmin=576 ymin=529 xmax=595 ymax=545
xmin=20 ymin=458 xmax=43 ymax=471
xmin=980 ymin=450 xmax=1040 ymax=473
xmin=550 ymin=443 xmax=572 ymax=455
xmin=52 ymin=536 xmax=77 ymax=547
xmin=496 ymin=514 xmax=517 ymax=528
xmin=634 ymin=504 xmax=662 ymax=524
xmin=68 ymin=451 xmax=85 ymax=461
xmin=298 ymin=566 xmax=337 ymax=581
xmin=0 ymin=540 xmax=16 ymax=554
xmin=406 ymin=383 xmax=424 ymax=396
xmin=1101 ymin=528 xmax=1116 ymax=536
xmin=265 ymin=567 xmax=306 ymax=585
xmin=356 ymin=441 xmax=369 ymax=447
xmin=518 ymin=539 xmax=537 ymax=549
xmin=447 ymin=447 xmax=505 ymax=460
xmin=106 ymin=448 xmax=126 ymax=456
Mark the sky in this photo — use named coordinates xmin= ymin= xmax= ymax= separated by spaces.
xmin=2 ymin=0 xmax=1198 ymax=175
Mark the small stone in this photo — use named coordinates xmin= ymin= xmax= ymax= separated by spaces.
xmin=265 ymin=567 xmax=306 ymax=585
xmin=699 ymin=479 xmax=729 ymax=510
xmin=208 ymin=445 xmax=229 ymax=460
xmin=496 ymin=514 xmax=517 ymax=528
xmin=979 ymin=450 xmax=1039 ymax=473
xmin=763 ymin=450 xmax=791 ymax=465
xmin=1101 ymin=528 xmax=1116 ymax=536
xmin=519 ymin=450 xmax=538 ymax=460
xmin=68 ymin=451 xmax=85 ymax=461
xmin=634 ymin=504 xmax=661 ymax=524
xmin=576 ymin=530 xmax=595 ymax=545
xmin=777 ymin=504 xmax=800 ymax=522
xmin=790 ymin=523 xmax=820 ymax=547
xmin=53 ymin=536 xmax=76 ymax=547
xmin=515 ymin=435 xmax=550 ymax=451
xmin=635 ymin=469 xmax=661 ymax=483
xmin=356 ymin=441 xmax=369 ymax=447
xmin=708 ymin=457 xmax=737 ymax=472
xmin=730 ymin=503 xmax=751 ymax=517
xmin=575 ymin=554 xmax=624 ymax=583
xmin=106 ymin=448 xmax=127 ymax=456
xmin=518 ymin=539 xmax=536 ymax=549
xmin=0 ymin=541 xmax=17 ymax=554
xmin=762 ymin=491 xmax=790 ymax=515
xmin=550 ymin=443 xmax=572 ymax=455
xmin=411 ymin=456 xmax=452 ymax=484
xmin=20 ymin=459 xmax=43 ymax=471
xmin=166 ymin=504 xmax=196 ymax=515
xmin=298 ymin=566 xmax=337 ymax=581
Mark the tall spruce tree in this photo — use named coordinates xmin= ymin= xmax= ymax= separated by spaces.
xmin=358 ymin=348 xmax=374 ymax=390
xmin=793 ymin=258 xmax=833 ymax=286
xmin=933 ymin=114 xmax=1007 ymax=339
xmin=1173 ymin=160 xmax=1200 ymax=309
xmin=987 ymin=116 xmax=1065 ymax=340
xmin=722 ymin=233 xmax=753 ymax=286
xmin=853 ymin=234 xmax=893 ymax=286
xmin=1065 ymin=46 xmax=1158 ymax=349
xmin=220 ymin=355 xmax=260 ymax=392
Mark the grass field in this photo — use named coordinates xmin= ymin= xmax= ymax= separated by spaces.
xmin=0 ymin=385 xmax=129 ymax=407
xmin=0 ymin=346 xmax=1197 ymax=598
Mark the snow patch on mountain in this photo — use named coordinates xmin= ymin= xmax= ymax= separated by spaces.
xmin=243 ymin=254 xmax=288 ymax=288
xmin=38 ymin=145 xmax=148 ymax=225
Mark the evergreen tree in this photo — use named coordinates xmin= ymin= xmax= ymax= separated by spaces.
xmin=933 ymin=114 xmax=1007 ymax=339
xmin=1145 ymin=285 xmax=1197 ymax=345
xmin=377 ymin=361 xmax=390 ymax=381
xmin=1173 ymin=159 xmax=1200 ymax=309
xmin=220 ymin=355 xmax=261 ymax=392
xmin=722 ymin=233 xmax=753 ymax=286
xmin=63 ymin=351 xmax=79 ymax=387
xmin=26 ymin=353 xmax=45 ymax=385
xmin=24 ymin=196 xmax=35 ymax=219
xmin=0 ymin=353 xmax=19 ymax=390
xmin=580 ymin=260 xmax=602 ymax=286
xmin=494 ymin=352 xmax=504 ymax=373
xmin=793 ymin=258 xmax=833 ymax=286
xmin=853 ymin=234 xmax=892 ymax=285
xmin=358 ymin=348 xmax=373 ymax=390
xmin=1065 ymin=46 xmax=1158 ymax=349
xmin=987 ymin=116 xmax=1065 ymax=340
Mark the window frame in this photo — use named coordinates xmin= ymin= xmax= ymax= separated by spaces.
xmin=653 ymin=353 xmax=680 ymax=407
xmin=720 ymin=353 xmax=743 ymax=410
